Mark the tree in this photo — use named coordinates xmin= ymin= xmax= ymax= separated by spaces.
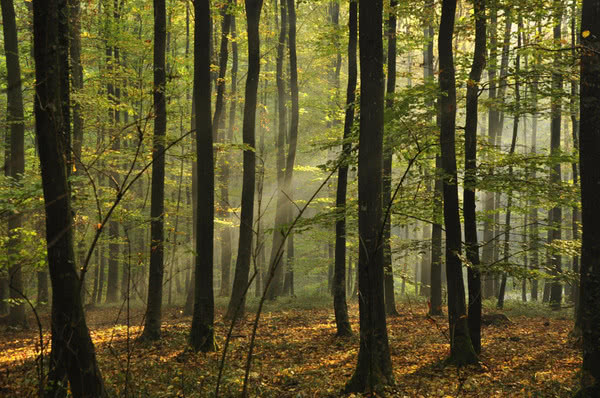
xmin=1 ymin=0 xmax=27 ymax=327
xmin=438 ymin=0 xmax=478 ymax=365
xmin=333 ymin=0 xmax=356 ymax=338
xmin=344 ymin=0 xmax=393 ymax=391
xmin=576 ymin=0 xmax=600 ymax=395
xmin=215 ymin=0 xmax=233 ymax=298
xmin=383 ymin=0 xmax=399 ymax=317
xmin=264 ymin=0 xmax=287 ymax=302
xmin=423 ymin=0 xmax=443 ymax=317
xmin=189 ymin=0 xmax=216 ymax=352
xmin=32 ymin=0 xmax=106 ymax=395
xmin=225 ymin=0 xmax=264 ymax=320
xmin=464 ymin=0 xmax=486 ymax=354
xmin=548 ymin=1 xmax=563 ymax=310
xmin=265 ymin=0 xmax=300 ymax=301
xmin=140 ymin=0 xmax=167 ymax=342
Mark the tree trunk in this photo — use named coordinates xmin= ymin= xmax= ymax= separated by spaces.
xmin=423 ymin=0 xmax=443 ymax=316
xmin=464 ymin=0 xmax=485 ymax=354
xmin=438 ymin=0 xmax=478 ymax=365
xmin=224 ymin=0 xmax=263 ymax=320
xmin=265 ymin=0 xmax=287 ymax=300
xmin=571 ymin=0 xmax=581 ymax=327
xmin=220 ymin=14 xmax=238 ymax=298
xmin=333 ymin=0 xmax=356 ymax=338
xmin=1 ymin=0 xmax=27 ymax=327
xmin=383 ymin=0 xmax=399 ymax=317
xmin=140 ymin=0 xmax=167 ymax=341
xmin=33 ymin=1 xmax=107 ymax=395
xmin=577 ymin=1 xmax=600 ymax=394
xmin=549 ymin=3 xmax=563 ymax=310
xmin=482 ymin=4 xmax=498 ymax=300
xmin=497 ymin=30 xmax=521 ymax=309
xmin=189 ymin=0 xmax=217 ymax=352
xmin=344 ymin=0 xmax=393 ymax=391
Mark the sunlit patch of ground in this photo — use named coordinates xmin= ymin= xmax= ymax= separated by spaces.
xmin=0 ymin=300 xmax=581 ymax=397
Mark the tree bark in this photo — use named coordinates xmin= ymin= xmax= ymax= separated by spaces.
xmin=464 ymin=0 xmax=485 ymax=354
xmin=1 ymin=0 xmax=28 ymax=327
xmin=333 ymin=0 xmax=356 ymax=338
xmin=577 ymin=0 xmax=600 ymax=394
xmin=265 ymin=0 xmax=288 ymax=300
xmin=438 ymin=0 xmax=478 ymax=365
xmin=344 ymin=0 xmax=393 ymax=391
xmin=225 ymin=0 xmax=263 ymax=319
xmin=383 ymin=0 xmax=399 ymax=317
xmin=549 ymin=2 xmax=563 ymax=310
xmin=141 ymin=0 xmax=167 ymax=341
xmin=189 ymin=0 xmax=217 ymax=352
xmin=33 ymin=1 xmax=107 ymax=395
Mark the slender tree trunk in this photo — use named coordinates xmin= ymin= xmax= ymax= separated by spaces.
xmin=344 ymin=0 xmax=393 ymax=391
xmin=1 ymin=0 xmax=27 ymax=327
xmin=333 ymin=0 xmax=356 ymax=338
xmin=140 ymin=0 xmax=167 ymax=341
xmin=264 ymin=0 xmax=288 ymax=301
xmin=383 ymin=0 xmax=399 ymax=317
xmin=530 ymin=48 xmax=540 ymax=301
xmin=423 ymin=0 xmax=443 ymax=316
xmin=438 ymin=0 xmax=478 ymax=365
xmin=549 ymin=3 xmax=563 ymax=309
xmin=464 ymin=0 xmax=485 ymax=354
xmin=213 ymin=1 xmax=233 ymax=297
xmin=497 ymin=26 xmax=521 ymax=309
xmin=189 ymin=0 xmax=217 ymax=352
xmin=225 ymin=0 xmax=263 ymax=319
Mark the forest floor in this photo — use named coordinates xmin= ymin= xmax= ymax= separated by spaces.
xmin=0 ymin=296 xmax=581 ymax=397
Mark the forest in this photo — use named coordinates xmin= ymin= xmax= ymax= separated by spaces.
xmin=1 ymin=0 xmax=600 ymax=396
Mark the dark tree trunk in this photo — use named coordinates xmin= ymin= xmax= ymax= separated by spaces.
xmin=438 ymin=0 xmax=478 ymax=365
xmin=464 ymin=0 xmax=485 ymax=355
xmin=430 ymin=154 xmax=444 ymax=316
xmin=224 ymin=0 xmax=263 ymax=319
xmin=213 ymin=1 xmax=233 ymax=298
xmin=383 ymin=0 xmax=399 ymax=318
xmin=549 ymin=3 xmax=563 ymax=310
xmin=344 ymin=0 xmax=393 ymax=392
xmin=265 ymin=0 xmax=288 ymax=300
xmin=333 ymin=0 xmax=356 ymax=338
xmin=497 ymin=27 xmax=521 ymax=309
xmin=97 ymin=244 xmax=106 ymax=304
xmin=189 ymin=0 xmax=217 ymax=352
xmin=1 ymin=0 xmax=27 ymax=327
xmin=32 ymin=1 xmax=107 ymax=395
xmin=91 ymin=249 xmax=100 ymax=304
xmin=141 ymin=0 xmax=167 ymax=341
xmin=37 ymin=271 xmax=49 ymax=305
xmin=577 ymin=1 xmax=600 ymax=395
xmin=105 ymin=38 xmax=121 ymax=304
xmin=423 ymin=0 xmax=443 ymax=316
xmin=69 ymin=0 xmax=83 ymax=169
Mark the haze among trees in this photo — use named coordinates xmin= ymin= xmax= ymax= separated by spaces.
xmin=1 ymin=0 xmax=599 ymax=396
